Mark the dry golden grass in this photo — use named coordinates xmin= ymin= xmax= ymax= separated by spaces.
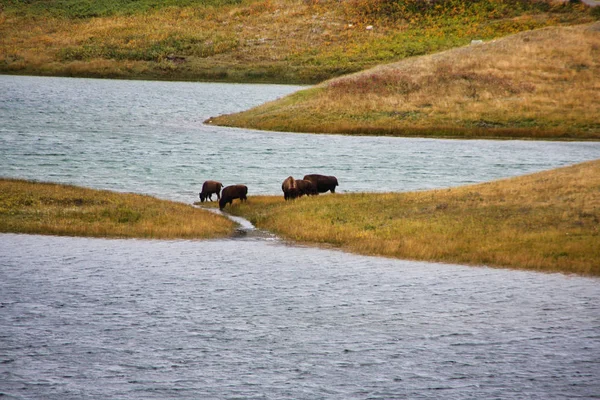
xmin=210 ymin=22 xmax=600 ymax=139
xmin=0 ymin=1 xmax=365 ymax=81
xmin=225 ymin=160 xmax=600 ymax=276
xmin=1 ymin=0 xmax=595 ymax=83
xmin=0 ymin=179 xmax=235 ymax=239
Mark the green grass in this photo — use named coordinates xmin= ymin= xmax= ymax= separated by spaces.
xmin=4 ymin=162 xmax=600 ymax=277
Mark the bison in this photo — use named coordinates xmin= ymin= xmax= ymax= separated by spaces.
xmin=282 ymin=176 xmax=299 ymax=200
xmin=199 ymin=180 xmax=223 ymax=202
xmin=295 ymin=179 xmax=318 ymax=196
xmin=219 ymin=184 xmax=248 ymax=210
xmin=282 ymin=177 xmax=318 ymax=200
xmin=303 ymin=174 xmax=338 ymax=194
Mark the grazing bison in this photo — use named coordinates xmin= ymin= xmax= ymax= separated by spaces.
xmin=303 ymin=174 xmax=338 ymax=193
xmin=219 ymin=184 xmax=248 ymax=210
xmin=295 ymin=179 xmax=318 ymax=196
xmin=282 ymin=176 xmax=299 ymax=200
xmin=282 ymin=177 xmax=318 ymax=200
xmin=199 ymin=180 xmax=223 ymax=202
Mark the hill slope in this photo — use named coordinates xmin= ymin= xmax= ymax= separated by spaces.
xmin=1 ymin=0 xmax=597 ymax=83
xmin=208 ymin=22 xmax=600 ymax=139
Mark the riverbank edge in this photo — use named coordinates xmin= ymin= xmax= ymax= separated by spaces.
xmin=3 ymin=159 xmax=599 ymax=277
xmin=214 ymin=160 xmax=600 ymax=277
xmin=205 ymin=120 xmax=600 ymax=142
xmin=3 ymin=1 xmax=597 ymax=87
xmin=0 ymin=70 xmax=311 ymax=86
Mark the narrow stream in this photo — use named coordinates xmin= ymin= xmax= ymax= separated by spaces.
xmin=197 ymin=204 xmax=277 ymax=240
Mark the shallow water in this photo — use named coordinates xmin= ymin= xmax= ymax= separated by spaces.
xmin=1 ymin=75 xmax=599 ymax=399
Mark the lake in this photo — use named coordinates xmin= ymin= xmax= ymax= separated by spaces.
xmin=2 ymin=75 xmax=600 ymax=202
xmin=1 ymin=75 xmax=599 ymax=399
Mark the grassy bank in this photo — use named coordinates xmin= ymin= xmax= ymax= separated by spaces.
xmin=209 ymin=22 xmax=600 ymax=139
xmin=221 ymin=160 xmax=600 ymax=276
xmin=0 ymin=179 xmax=235 ymax=239
xmin=1 ymin=0 xmax=596 ymax=83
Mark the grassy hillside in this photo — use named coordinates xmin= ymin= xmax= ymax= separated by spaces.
xmin=1 ymin=0 xmax=597 ymax=83
xmin=221 ymin=160 xmax=600 ymax=277
xmin=0 ymin=179 xmax=236 ymax=239
xmin=208 ymin=22 xmax=600 ymax=139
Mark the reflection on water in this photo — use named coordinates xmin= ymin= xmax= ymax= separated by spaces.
xmin=1 ymin=234 xmax=599 ymax=399
xmin=1 ymin=75 xmax=599 ymax=398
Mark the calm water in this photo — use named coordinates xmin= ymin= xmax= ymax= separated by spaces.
xmin=1 ymin=75 xmax=599 ymax=399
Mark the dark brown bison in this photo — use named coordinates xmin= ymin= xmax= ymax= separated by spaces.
xmin=295 ymin=179 xmax=318 ymax=196
xmin=282 ymin=177 xmax=318 ymax=200
xmin=219 ymin=184 xmax=248 ymax=210
xmin=199 ymin=180 xmax=223 ymax=202
xmin=303 ymin=174 xmax=338 ymax=193
xmin=282 ymin=176 xmax=299 ymax=200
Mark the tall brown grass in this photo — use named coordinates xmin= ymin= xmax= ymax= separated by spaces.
xmin=209 ymin=22 xmax=600 ymax=139
xmin=0 ymin=179 xmax=235 ymax=239
xmin=224 ymin=160 xmax=600 ymax=276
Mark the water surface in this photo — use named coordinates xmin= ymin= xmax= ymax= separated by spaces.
xmin=1 ymin=234 xmax=599 ymax=399
xmin=2 ymin=75 xmax=599 ymax=203
xmin=1 ymin=75 xmax=599 ymax=399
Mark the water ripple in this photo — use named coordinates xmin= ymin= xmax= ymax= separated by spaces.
xmin=2 ymin=76 xmax=600 ymax=399
xmin=2 ymin=76 xmax=600 ymax=204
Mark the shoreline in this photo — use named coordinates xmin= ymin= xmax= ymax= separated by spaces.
xmin=0 ymin=71 xmax=308 ymax=86
xmin=2 ymin=0 xmax=597 ymax=88
xmin=218 ymin=160 xmax=600 ymax=277
xmin=3 ymin=159 xmax=599 ymax=278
